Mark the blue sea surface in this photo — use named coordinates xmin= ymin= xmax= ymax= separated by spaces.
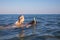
xmin=0 ymin=14 xmax=60 ymax=40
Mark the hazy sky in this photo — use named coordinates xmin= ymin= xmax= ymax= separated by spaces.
xmin=0 ymin=0 xmax=60 ymax=14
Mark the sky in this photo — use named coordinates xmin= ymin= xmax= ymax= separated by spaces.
xmin=0 ymin=0 xmax=60 ymax=14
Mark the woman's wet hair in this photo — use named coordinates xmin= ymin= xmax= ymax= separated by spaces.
xmin=18 ymin=15 xmax=21 ymax=19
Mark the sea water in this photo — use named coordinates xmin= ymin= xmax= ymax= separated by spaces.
xmin=0 ymin=14 xmax=60 ymax=40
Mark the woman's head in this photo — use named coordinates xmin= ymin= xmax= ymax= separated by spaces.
xmin=18 ymin=15 xmax=24 ymax=23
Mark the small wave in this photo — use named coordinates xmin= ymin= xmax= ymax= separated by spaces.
xmin=0 ymin=34 xmax=18 ymax=40
xmin=7 ymin=33 xmax=60 ymax=40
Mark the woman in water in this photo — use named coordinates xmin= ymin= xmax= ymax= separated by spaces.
xmin=15 ymin=15 xmax=24 ymax=28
